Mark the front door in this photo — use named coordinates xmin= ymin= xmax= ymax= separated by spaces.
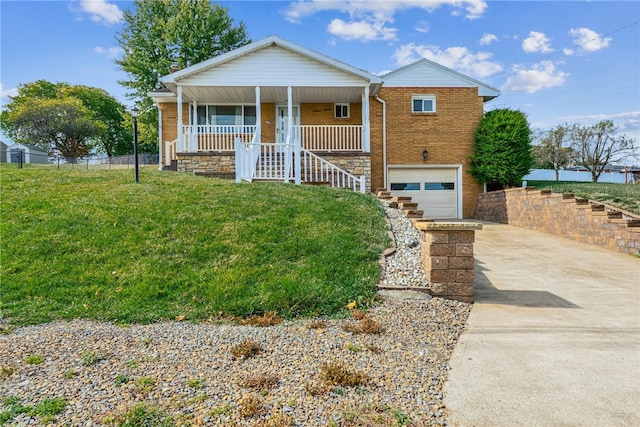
xmin=276 ymin=105 xmax=300 ymax=145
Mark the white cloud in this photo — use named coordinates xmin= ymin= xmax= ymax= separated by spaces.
xmin=77 ymin=0 xmax=122 ymax=25
xmin=502 ymin=61 xmax=568 ymax=93
xmin=94 ymin=46 xmax=124 ymax=59
xmin=552 ymin=111 xmax=640 ymax=144
xmin=283 ymin=1 xmax=487 ymax=41
xmin=393 ymin=43 xmax=503 ymax=79
xmin=568 ymin=27 xmax=611 ymax=54
xmin=479 ymin=33 xmax=497 ymax=46
xmin=522 ymin=31 xmax=553 ymax=53
xmin=327 ymin=18 xmax=397 ymax=41
xmin=0 ymin=83 xmax=19 ymax=102
xmin=416 ymin=20 xmax=429 ymax=33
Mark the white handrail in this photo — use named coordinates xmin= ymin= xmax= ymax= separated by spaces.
xmin=183 ymin=125 xmax=257 ymax=152
xmin=300 ymin=148 xmax=365 ymax=193
xmin=164 ymin=138 xmax=177 ymax=166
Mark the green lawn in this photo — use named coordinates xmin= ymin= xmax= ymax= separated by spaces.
xmin=0 ymin=167 xmax=389 ymax=326
xmin=527 ymin=181 xmax=640 ymax=216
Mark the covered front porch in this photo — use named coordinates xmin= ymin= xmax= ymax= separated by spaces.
xmin=152 ymin=35 xmax=382 ymax=192
xmin=162 ymin=84 xmax=372 ymax=162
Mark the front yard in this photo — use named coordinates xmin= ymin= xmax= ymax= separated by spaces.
xmin=0 ymin=167 xmax=389 ymax=326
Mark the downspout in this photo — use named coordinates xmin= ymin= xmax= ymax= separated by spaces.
xmin=374 ymin=95 xmax=387 ymax=189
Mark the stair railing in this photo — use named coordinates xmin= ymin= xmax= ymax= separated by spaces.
xmin=300 ymin=148 xmax=366 ymax=193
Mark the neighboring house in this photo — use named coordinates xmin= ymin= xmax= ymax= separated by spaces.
xmin=150 ymin=35 xmax=499 ymax=218
xmin=7 ymin=142 xmax=49 ymax=164
xmin=0 ymin=141 xmax=7 ymax=163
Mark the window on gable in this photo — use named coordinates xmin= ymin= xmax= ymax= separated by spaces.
xmin=335 ymin=103 xmax=350 ymax=118
xmin=412 ymin=95 xmax=436 ymax=113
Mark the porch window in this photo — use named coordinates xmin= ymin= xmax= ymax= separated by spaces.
xmin=412 ymin=95 xmax=436 ymax=113
xmin=212 ymin=106 xmax=241 ymax=125
xmin=195 ymin=105 xmax=257 ymax=126
xmin=335 ymin=103 xmax=350 ymax=118
xmin=243 ymin=106 xmax=257 ymax=126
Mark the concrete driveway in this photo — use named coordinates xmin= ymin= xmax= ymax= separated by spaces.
xmin=444 ymin=222 xmax=640 ymax=426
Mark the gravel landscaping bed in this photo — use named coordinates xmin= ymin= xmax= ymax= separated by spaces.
xmin=0 ymin=202 xmax=472 ymax=426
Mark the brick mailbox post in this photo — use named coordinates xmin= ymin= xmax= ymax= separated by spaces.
xmin=415 ymin=222 xmax=483 ymax=303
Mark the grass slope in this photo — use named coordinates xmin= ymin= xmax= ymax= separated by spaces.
xmin=527 ymin=181 xmax=640 ymax=216
xmin=0 ymin=167 xmax=389 ymax=326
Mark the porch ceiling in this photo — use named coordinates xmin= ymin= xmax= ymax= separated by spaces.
xmin=180 ymin=86 xmax=366 ymax=104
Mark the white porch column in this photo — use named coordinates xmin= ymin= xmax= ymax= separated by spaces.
xmin=177 ymin=86 xmax=183 ymax=151
xmin=288 ymin=86 xmax=301 ymax=185
xmin=363 ymin=86 xmax=370 ymax=152
xmin=157 ymin=105 xmax=163 ymax=170
xmin=255 ymin=86 xmax=261 ymax=141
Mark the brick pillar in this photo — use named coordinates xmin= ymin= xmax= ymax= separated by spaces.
xmin=416 ymin=222 xmax=483 ymax=303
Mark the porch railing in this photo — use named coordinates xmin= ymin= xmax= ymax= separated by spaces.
xmin=165 ymin=138 xmax=177 ymax=166
xmin=183 ymin=125 xmax=257 ymax=152
xmin=235 ymin=138 xmax=364 ymax=193
xmin=300 ymin=149 xmax=365 ymax=193
xmin=295 ymin=125 xmax=362 ymax=151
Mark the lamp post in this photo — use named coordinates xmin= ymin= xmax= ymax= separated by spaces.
xmin=132 ymin=106 xmax=140 ymax=183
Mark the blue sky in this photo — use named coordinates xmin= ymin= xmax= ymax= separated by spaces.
xmin=1 ymin=0 xmax=639 ymax=145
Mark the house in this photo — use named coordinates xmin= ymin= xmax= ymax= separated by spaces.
xmin=150 ymin=36 xmax=499 ymax=218
xmin=6 ymin=142 xmax=49 ymax=164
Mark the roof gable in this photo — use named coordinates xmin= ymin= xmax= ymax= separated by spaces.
xmin=8 ymin=143 xmax=48 ymax=153
xmin=162 ymin=35 xmax=382 ymax=88
xmin=382 ymin=59 xmax=500 ymax=101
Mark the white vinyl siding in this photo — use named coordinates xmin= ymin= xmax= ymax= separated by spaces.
xmin=179 ymin=46 xmax=368 ymax=87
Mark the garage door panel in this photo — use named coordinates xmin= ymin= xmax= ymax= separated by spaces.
xmin=388 ymin=168 xmax=459 ymax=219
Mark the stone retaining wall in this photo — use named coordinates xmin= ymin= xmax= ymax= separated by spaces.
xmin=474 ymin=187 xmax=640 ymax=255
xmin=416 ymin=222 xmax=482 ymax=304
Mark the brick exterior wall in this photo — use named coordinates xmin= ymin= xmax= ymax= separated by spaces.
xmin=475 ymin=187 xmax=640 ymax=255
xmin=371 ymin=87 xmax=484 ymax=218
xmin=159 ymin=102 xmax=189 ymax=145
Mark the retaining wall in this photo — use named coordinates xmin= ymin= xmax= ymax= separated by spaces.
xmin=474 ymin=187 xmax=640 ymax=255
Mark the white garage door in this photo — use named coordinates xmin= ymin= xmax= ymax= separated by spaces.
xmin=388 ymin=168 xmax=459 ymax=218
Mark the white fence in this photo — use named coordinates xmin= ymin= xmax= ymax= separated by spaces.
xmin=523 ymin=169 xmax=634 ymax=184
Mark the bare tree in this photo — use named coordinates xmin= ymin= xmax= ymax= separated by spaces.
xmin=534 ymin=124 xmax=573 ymax=181
xmin=570 ymin=120 xmax=637 ymax=182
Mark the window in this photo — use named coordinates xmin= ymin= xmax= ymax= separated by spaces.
xmin=424 ymin=182 xmax=455 ymax=190
xmin=335 ymin=103 xmax=350 ymax=118
xmin=390 ymin=182 xmax=420 ymax=191
xmin=195 ymin=105 xmax=256 ymax=126
xmin=412 ymin=95 xmax=436 ymax=113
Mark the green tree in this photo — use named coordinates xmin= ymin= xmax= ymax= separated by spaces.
xmin=470 ymin=109 xmax=534 ymax=190
xmin=115 ymin=0 xmax=250 ymax=149
xmin=4 ymin=97 xmax=99 ymax=161
xmin=63 ymin=86 xmax=132 ymax=157
xmin=533 ymin=124 xmax=574 ymax=181
xmin=570 ymin=120 xmax=637 ymax=182
xmin=0 ymin=80 xmax=133 ymax=159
